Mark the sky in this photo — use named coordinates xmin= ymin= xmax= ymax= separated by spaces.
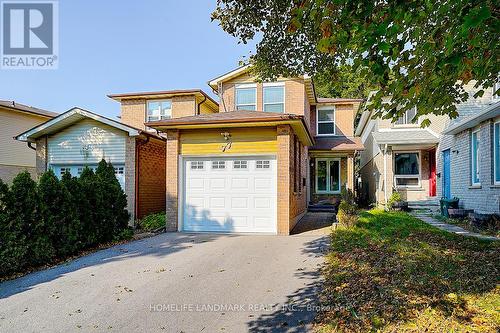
xmin=0 ymin=0 xmax=257 ymax=119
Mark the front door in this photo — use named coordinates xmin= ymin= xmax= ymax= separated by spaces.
xmin=442 ymin=149 xmax=451 ymax=199
xmin=429 ymin=149 xmax=436 ymax=197
xmin=315 ymin=158 xmax=341 ymax=194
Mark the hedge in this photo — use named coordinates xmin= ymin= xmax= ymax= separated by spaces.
xmin=0 ymin=159 xmax=130 ymax=278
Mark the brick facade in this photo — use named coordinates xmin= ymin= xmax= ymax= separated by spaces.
xmin=120 ymin=99 xmax=146 ymax=130
xmin=136 ymin=137 xmax=166 ymax=219
xmin=165 ymin=130 xmax=180 ymax=231
xmin=437 ymin=119 xmax=500 ymax=214
xmin=124 ymin=137 xmax=136 ymax=223
xmin=0 ymin=164 xmax=36 ymax=184
xmin=277 ymin=124 xmax=292 ymax=235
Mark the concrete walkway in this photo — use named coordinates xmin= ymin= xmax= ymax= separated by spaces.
xmin=412 ymin=213 xmax=499 ymax=241
xmin=291 ymin=212 xmax=336 ymax=236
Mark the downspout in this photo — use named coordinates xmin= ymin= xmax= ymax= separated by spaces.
xmin=196 ymin=94 xmax=207 ymax=115
xmin=27 ymin=142 xmax=36 ymax=150
xmin=383 ymin=144 xmax=388 ymax=208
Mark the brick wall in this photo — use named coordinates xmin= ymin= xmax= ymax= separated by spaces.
xmin=35 ymin=136 xmax=47 ymax=177
xmin=165 ymin=130 xmax=180 ymax=231
xmin=437 ymin=119 xmax=500 ymax=214
xmin=310 ymin=103 xmax=356 ymax=137
xmin=277 ymin=124 xmax=292 ymax=235
xmin=120 ymin=99 xmax=146 ymax=130
xmin=172 ymin=95 xmax=196 ymax=118
xmin=136 ymin=137 xmax=166 ymax=219
xmin=124 ymin=137 xmax=136 ymax=224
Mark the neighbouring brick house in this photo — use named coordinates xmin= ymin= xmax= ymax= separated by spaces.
xmin=16 ymin=108 xmax=166 ymax=224
xmin=0 ymin=100 xmax=57 ymax=183
xmin=357 ymin=82 xmax=500 ymax=215
xmin=145 ymin=65 xmax=364 ymax=235
xmin=438 ymin=100 xmax=500 ymax=214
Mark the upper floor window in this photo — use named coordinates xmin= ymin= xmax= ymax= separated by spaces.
xmin=493 ymin=80 xmax=500 ymax=100
xmin=471 ymin=129 xmax=480 ymax=185
xmin=317 ymin=107 xmax=335 ymax=135
xmin=147 ymin=100 xmax=172 ymax=122
xmin=263 ymin=83 xmax=285 ymax=113
xmin=395 ymin=107 xmax=417 ymax=125
xmin=494 ymin=121 xmax=500 ymax=185
xmin=235 ymin=84 xmax=256 ymax=111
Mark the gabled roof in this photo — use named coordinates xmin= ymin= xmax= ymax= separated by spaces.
xmin=208 ymin=65 xmax=318 ymax=105
xmin=146 ymin=110 xmax=314 ymax=146
xmin=444 ymin=102 xmax=500 ymax=135
xmin=16 ymin=107 xmax=164 ymax=143
xmin=0 ymin=100 xmax=57 ymax=118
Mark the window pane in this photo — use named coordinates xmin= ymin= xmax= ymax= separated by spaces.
xmin=472 ymin=132 xmax=480 ymax=183
xmin=495 ymin=124 xmax=500 ymax=182
xmin=318 ymin=109 xmax=334 ymax=121
xmin=160 ymin=101 xmax=172 ymax=119
xmin=395 ymin=153 xmax=419 ymax=175
xmin=263 ymin=86 xmax=284 ymax=103
xmin=317 ymin=160 xmax=327 ymax=191
xmin=236 ymin=104 xmax=256 ymax=111
xmin=236 ymin=88 xmax=256 ymax=105
xmin=147 ymin=101 xmax=160 ymax=116
xmin=264 ymin=103 xmax=284 ymax=113
xmin=330 ymin=160 xmax=340 ymax=192
xmin=318 ymin=123 xmax=335 ymax=135
xmin=407 ymin=107 xmax=417 ymax=122
xmin=396 ymin=177 xmax=419 ymax=186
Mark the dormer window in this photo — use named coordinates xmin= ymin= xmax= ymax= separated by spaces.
xmin=147 ymin=100 xmax=172 ymax=122
xmin=263 ymin=83 xmax=285 ymax=113
xmin=317 ymin=106 xmax=336 ymax=136
xmin=235 ymin=83 xmax=256 ymax=111
xmin=395 ymin=107 xmax=417 ymax=125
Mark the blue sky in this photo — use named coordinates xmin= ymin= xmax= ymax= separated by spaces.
xmin=0 ymin=1 xmax=257 ymax=118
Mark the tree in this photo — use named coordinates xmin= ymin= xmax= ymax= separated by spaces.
xmin=213 ymin=0 xmax=499 ymax=123
xmin=314 ymin=65 xmax=377 ymax=99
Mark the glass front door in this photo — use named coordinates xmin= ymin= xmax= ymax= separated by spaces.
xmin=315 ymin=158 xmax=341 ymax=194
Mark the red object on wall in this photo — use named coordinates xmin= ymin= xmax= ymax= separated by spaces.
xmin=429 ymin=149 xmax=436 ymax=197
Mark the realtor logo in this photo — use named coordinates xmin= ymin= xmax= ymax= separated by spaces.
xmin=1 ymin=1 xmax=58 ymax=69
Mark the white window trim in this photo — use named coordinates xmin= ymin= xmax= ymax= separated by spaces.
xmin=315 ymin=158 xmax=341 ymax=194
xmin=235 ymin=83 xmax=257 ymax=111
xmin=493 ymin=121 xmax=500 ymax=186
xmin=471 ymin=129 xmax=481 ymax=186
xmin=393 ymin=107 xmax=420 ymax=127
xmin=263 ymin=82 xmax=285 ymax=113
xmin=493 ymin=81 xmax=500 ymax=101
xmin=394 ymin=151 xmax=421 ymax=188
xmin=316 ymin=106 xmax=336 ymax=136
xmin=146 ymin=99 xmax=172 ymax=123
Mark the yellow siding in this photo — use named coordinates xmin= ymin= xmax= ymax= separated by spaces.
xmin=180 ymin=127 xmax=277 ymax=155
xmin=0 ymin=107 xmax=50 ymax=167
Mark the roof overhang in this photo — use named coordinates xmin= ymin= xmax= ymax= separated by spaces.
xmin=147 ymin=116 xmax=314 ymax=147
xmin=15 ymin=107 xmax=153 ymax=143
xmin=107 ymin=89 xmax=219 ymax=110
xmin=444 ymin=102 xmax=500 ymax=135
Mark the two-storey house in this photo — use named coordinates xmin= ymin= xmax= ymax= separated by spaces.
xmin=146 ymin=66 xmax=364 ymax=235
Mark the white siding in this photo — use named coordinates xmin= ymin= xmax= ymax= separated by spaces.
xmin=47 ymin=119 xmax=127 ymax=166
xmin=0 ymin=107 xmax=50 ymax=167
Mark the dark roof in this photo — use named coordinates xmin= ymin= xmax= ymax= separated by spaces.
xmin=311 ymin=136 xmax=364 ymax=151
xmin=0 ymin=100 xmax=57 ymax=118
xmin=146 ymin=110 xmax=305 ymax=127
xmin=107 ymin=89 xmax=218 ymax=106
xmin=317 ymin=98 xmax=364 ymax=103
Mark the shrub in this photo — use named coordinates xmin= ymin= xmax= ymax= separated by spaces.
xmin=337 ymin=200 xmax=359 ymax=228
xmin=387 ymin=191 xmax=402 ymax=210
xmin=138 ymin=213 xmax=166 ymax=231
xmin=0 ymin=159 xmax=131 ymax=278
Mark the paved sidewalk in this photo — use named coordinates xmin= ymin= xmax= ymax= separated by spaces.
xmin=412 ymin=213 xmax=499 ymax=241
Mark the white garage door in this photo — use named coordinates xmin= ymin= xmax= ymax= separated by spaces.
xmin=182 ymin=156 xmax=277 ymax=233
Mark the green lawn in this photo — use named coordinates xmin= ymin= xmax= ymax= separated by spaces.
xmin=316 ymin=209 xmax=500 ymax=332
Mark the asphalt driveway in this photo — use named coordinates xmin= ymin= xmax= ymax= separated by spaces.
xmin=0 ymin=231 xmax=329 ymax=332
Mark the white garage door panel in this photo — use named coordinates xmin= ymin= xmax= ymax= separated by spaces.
xmin=183 ymin=157 xmax=277 ymax=233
